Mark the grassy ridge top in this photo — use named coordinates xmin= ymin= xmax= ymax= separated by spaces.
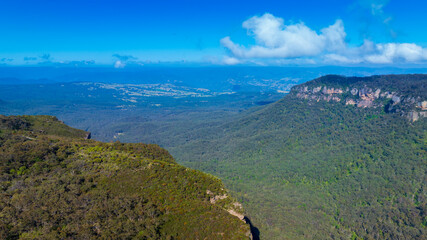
xmin=0 ymin=115 xmax=250 ymax=239
xmin=0 ymin=115 xmax=89 ymax=139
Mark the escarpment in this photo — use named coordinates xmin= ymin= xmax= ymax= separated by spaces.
xmin=292 ymin=74 xmax=427 ymax=122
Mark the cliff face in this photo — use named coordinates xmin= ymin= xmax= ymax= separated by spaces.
xmin=292 ymin=75 xmax=427 ymax=122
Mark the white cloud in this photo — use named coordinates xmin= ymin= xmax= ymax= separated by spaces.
xmin=365 ymin=43 xmax=427 ymax=63
xmin=327 ymin=41 xmax=427 ymax=64
xmin=221 ymin=14 xmax=346 ymax=58
xmin=221 ymin=13 xmax=427 ymax=65
xmin=112 ymin=54 xmax=145 ymax=67
xmin=321 ymin=20 xmax=347 ymax=52
xmin=324 ymin=54 xmax=362 ymax=64
xmin=222 ymin=56 xmax=241 ymax=65
xmin=114 ymin=60 xmax=126 ymax=68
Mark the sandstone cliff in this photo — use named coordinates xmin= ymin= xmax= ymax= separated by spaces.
xmin=292 ymin=75 xmax=427 ymax=122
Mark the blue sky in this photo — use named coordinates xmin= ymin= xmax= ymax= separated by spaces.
xmin=1 ymin=0 xmax=427 ymax=66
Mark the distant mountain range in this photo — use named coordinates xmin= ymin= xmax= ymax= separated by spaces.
xmin=1 ymin=66 xmax=427 ymax=92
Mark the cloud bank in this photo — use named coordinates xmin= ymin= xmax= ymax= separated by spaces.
xmin=112 ymin=54 xmax=142 ymax=68
xmin=221 ymin=13 xmax=427 ymax=65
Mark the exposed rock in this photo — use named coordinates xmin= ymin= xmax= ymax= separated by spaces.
xmin=392 ymin=95 xmax=401 ymax=104
xmin=346 ymin=99 xmax=356 ymax=105
xmin=322 ymin=87 xmax=343 ymax=94
xmin=332 ymin=97 xmax=341 ymax=102
xmin=418 ymin=101 xmax=427 ymax=110
xmin=359 ymin=87 xmax=371 ymax=98
xmin=293 ymin=83 xmax=425 ymax=121
xmin=407 ymin=111 xmax=419 ymax=122
xmin=312 ymin=86 xmax=322 ymax=93
xmin=359 ymin=88 xmax=375 ymax=100
xmin=357 ymin=100 xmax=374 ymax=108
xmin=296 ymin=93 xmax=310 ymax=99
xmin=374 ymin=89 xmax=381 ymax=98
xmin=207 ymin=189 xmax=248 ymax=224
xmin=228 ymin=209 xmax=245 ymax=221
xmin=210 ymin=194 xmax=228 ymax=204
xmin=380 ymin=91 xmax=394 ymax=98
xmin=233 ymin=202 xmax=243 ymax=209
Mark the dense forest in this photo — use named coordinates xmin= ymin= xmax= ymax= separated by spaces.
xmin=0 ymin=115 xmax=251 ymax=239
xmin=1 ymin=74 xmax=425 ymax=239
xmin=160 ymin=75 xmax=427 ymax=239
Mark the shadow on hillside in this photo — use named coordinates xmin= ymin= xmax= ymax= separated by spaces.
xmin=244 ymin=216 xmax=260 ymax=240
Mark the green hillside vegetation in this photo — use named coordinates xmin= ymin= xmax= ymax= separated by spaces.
xmin=0 ymin=115 xmax=250 ymax=239
xmin=163 ymin=75 xmax=427 ymax=239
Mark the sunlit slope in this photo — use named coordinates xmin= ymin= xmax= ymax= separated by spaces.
xmin=0 ymin=115 xmax=251 ymax=239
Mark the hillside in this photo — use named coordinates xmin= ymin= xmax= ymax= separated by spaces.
xmin=165 ymin=74 xmax=427 ymax=239
xmin=0 ymin=115 xmax=251 ymax=239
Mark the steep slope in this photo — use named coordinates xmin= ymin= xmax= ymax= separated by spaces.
xmin=167 ymin=74 xmax=427 ymax=239
xmin=0 ymin=115 xmax=251 ymax=239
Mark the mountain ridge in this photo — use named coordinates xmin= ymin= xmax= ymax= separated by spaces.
xmin=165 ymin=74 xmax=426 ymax=239
xmin=293 ymin=74 xmax=427 ymax=121
xmin=0 ymin=115 xmax=252 ymax=239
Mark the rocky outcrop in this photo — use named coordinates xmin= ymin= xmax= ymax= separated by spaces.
xmin=417 ymin=101 xmax=427 ymax=110
xmin=357 ymin=100 xmax=374 ymax=108
xmin=294 ymin=85 xmax=426 ymax=122
xmin=296 ymin=86 xmax=343 ymax=103
xmin=206 ymin=190 xmax=253 ymax=238
xmin=322 ymin=87 xmax=343 ymax=94
xmin=207 ymin=190 xmax=245 ymax=220
xmin=346 ymin=99 xmax=356 ymax=105
xmin=407 ymin=110 xmax=427 ymax=122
